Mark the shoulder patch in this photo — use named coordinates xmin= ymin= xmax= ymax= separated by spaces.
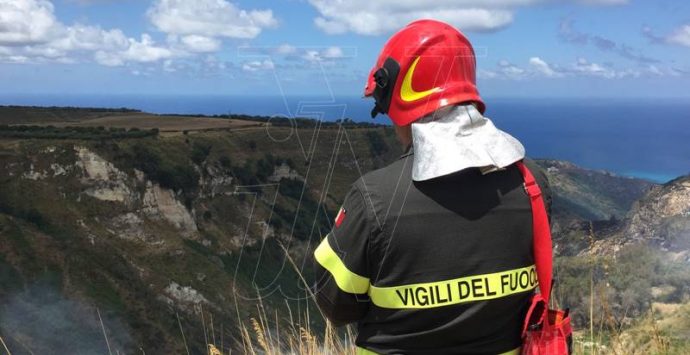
xmin=334 ymin=207 xmax=346 ymax=228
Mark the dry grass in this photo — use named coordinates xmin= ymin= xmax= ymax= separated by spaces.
xmin=230 ymin=301 xmax=355 ymax=355
xmin=0 ymin=335 xmax=11 ymax=355
xmin=225 ymin=241 xmax=356 ymax=355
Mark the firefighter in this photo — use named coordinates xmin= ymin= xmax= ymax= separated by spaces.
xmin=312 ymin=19 xmax=552 ymax=355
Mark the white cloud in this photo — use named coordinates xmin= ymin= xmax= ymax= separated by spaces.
xmin=179 ymin=35 xmax=221 ymax=53
xmin=307 ymin=0 xmax=629 ymax=35
xmin=302 ymin=47 xmax=345 ymax=62
xmin=322 ymin=46 xmax=344 ymax=59
xmin=0 ymin=0 xmax=58 ymax=46
xmin=94 ymin=34 xmax=174 ymax=67
xmin=310 ymin=1 xmax=514 ymax=35
xmin=567 ymin=58 xmax=641 ymax=79
xmin=242 ymin=59 xmax=274 ymax=72
xmin=302 ymin=50 xmax=321 ymax=62
xmin=29 ymin=25 xmax=131 ymax=61
xmin=666 ymin=25 xmax=690 ymax=48
xmin=478 ymin=56 xmax=679 ymax=80
xmin=647 ymin=65 xmax=662 ymax=76
xmin=576 ymin=0 xmax=627 ymax=4
xmin=571 ymin=57 xmax=616 ymax=78
xmin=314 ymin=17 xmax=350 ymax=35
xmin=0 ymin=55 xmax=29 ymax=63
xmin=529 ymin=57 xmax=563 ymax=78
xmin=1 ymin=0 xmax=280 ymax=66
xmin=0 ymin=0 xmax=194 ymax=66
xmin=119 ymin=34 xmax=174 ymax=63
xmin=163 ymin=59 xmax=177 ymax=72
xmin=644 ymin=64 xmax=681 ymax=77
xmin=276 ymin=44 xmax=297 ymax=55
xmin=302 ymin=46 xmax=346 ymax=62
xmin=497 ymin=59 xmax=526 ymax=78
xmin=477 ymin=69 xmax=498 ymax=79
xmin=147 ymin=0 xmax=277 ymax=39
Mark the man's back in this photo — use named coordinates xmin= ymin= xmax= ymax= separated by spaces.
xmin=314 ymin=151 xmax=551 ymax=354
xmin=314 ymin=18 xmax=553 ymax=355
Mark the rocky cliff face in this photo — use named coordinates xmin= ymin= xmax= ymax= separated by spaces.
xmin=624 ymin=176 xmax=690 ymax=254
xmin=580 ymin=175 xmax=690 ymax=260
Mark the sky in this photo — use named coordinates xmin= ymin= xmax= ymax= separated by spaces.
xmin=1 ymin=0 xmax=690 ymax=99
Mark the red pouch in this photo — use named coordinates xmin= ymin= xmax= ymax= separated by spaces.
xmin=521 ymin=294 xmax=572 ymax=355
xmin=516 ymin=162 xmax=573 ymax=355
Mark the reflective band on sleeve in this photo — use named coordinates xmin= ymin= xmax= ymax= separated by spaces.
xmin=368 ymin=265 xmax=537 ymax=309
xmin=314 ymin=237 xmax=370 ymax=294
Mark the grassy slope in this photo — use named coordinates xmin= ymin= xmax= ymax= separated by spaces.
xmin=0 ymin=123 xmax=399 ymax=354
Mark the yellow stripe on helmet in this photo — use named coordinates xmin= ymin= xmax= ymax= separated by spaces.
xmin=400 ymin=56 xmax=441 ymax=102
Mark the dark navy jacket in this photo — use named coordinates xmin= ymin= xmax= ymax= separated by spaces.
xmin=313 ymin=148 xmax=552 ymax=354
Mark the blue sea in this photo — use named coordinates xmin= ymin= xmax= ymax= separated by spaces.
xmin=2 ymin=94 xmax=689 ymax=183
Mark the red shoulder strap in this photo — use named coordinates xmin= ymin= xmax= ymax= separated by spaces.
xmin=515 ymin=161 xmax=553 ymax=303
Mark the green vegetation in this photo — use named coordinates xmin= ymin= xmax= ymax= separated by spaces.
xmin=556 ymin=245 xmax=690 ymax=327
xmin=121 ymin=142 xmax=199 ymax=194
xmin=256 ymin=154 xmax=279 ymax=181
xmin=190 ymin=141 xmax=213 ymax=165
xmin=555 ymin=244 xmax=690 ymax=354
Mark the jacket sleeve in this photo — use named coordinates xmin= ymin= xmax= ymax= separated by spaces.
xmin=312 ymin=184 xmax=374 ymax=326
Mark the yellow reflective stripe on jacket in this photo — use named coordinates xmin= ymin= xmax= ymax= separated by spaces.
xmin=368 ymin=265 xmax=537 ymax=309
xmin=356 ymin=346 xmax=520 ymax=355
xmin=314 ymin=236 xmax=370 ymax=294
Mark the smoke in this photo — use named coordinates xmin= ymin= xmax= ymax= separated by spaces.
xmin=0 ymin=283 xmax=133 ymax=355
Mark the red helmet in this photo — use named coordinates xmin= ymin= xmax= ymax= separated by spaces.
xmin=364 ymin=19 xmax=485 ymax=126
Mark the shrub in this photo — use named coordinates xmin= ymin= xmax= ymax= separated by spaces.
xmin=219 ymin=155 xmax=232 ymax=169
xmin=191 ymin=141 xmax=213 ymax=165
xmin=129 ymin=143 xmax=199 ymax=193
xmin=278 ymin=179 xmax=304 ymax=201
xmin=255 ymin=154 xmax=275 ymax=181
xmin=248 ymin=140 xmax=257 ymax=151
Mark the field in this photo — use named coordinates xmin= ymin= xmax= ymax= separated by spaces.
xmin=0 ymin=106 xmax=263 ymax=133
xmin=56 ymin=113 xmax=263 ymax=132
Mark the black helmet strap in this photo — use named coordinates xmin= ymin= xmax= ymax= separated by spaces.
xmin=371 ymin=57 xmax=400 ymax=118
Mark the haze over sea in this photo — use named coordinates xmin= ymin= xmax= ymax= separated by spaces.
xmin=2 ymin=94 xmax=689 ymax=183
